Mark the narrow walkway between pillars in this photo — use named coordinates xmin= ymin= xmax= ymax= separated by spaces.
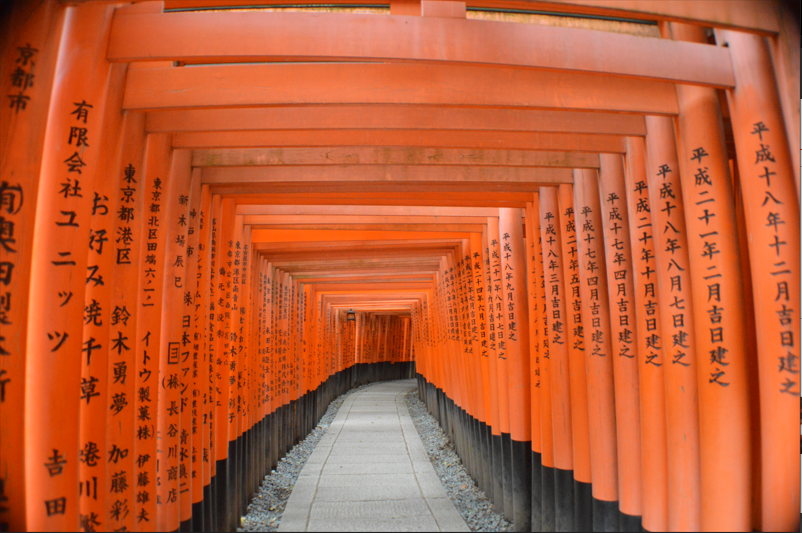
xmin=277 ymin=381 xmax=469 ymax=532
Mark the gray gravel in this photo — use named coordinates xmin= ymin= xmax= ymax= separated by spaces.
xmin=239 ymin=382 xmax=511 ymax=532
xmin=405 ymin=390 xmax=513 ymax=532
xmin=238 ymin=383 xmax=375 ymax=532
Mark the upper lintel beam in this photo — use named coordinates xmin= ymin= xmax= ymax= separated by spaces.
xmin=108 ymin=11 xmax=734 ymax=87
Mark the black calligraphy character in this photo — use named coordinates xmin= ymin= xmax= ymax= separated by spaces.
xmin=44 ymin=449 xmax=67 ymax=476
xmin=44 ymin=497 xmax=67 ymax=516
xmin=80 ymin=441 xmax=101 ymax=466
xmin=698 ymin=209 xmax=715 ymax=226
xmin=758 ymin=166 xmax=776 ymax=188
xmin=59 ymin=177 xmax=82 ymax=197
xmin=86 ymin=265 xmax=104 ymax=287
xmin=7 ymin=93 xmax=30 ymax=113
xmin=0 ymin=217 xmax=16 ymax=253
xmin=48 ymin=331 xmax=69 ymax=352
xmin=79 ymin=512 xmax=100 ymax=532
xmin=751 ymin=121 xmax=769 ymax=141
xmin=84 ymin=299 xmax=103 ymax=326
xmin=82 ymin=337 xmax=101 ymax=365
xmin=68 ymin=127 xmax=89 ymax=147
xmin=91 ymin=193 xmax=108 ymax=216
xmin=709 ymin=370 xmax=730 ymax=387
xmin=702 ymin=241 xmax=720 ymax=260
xmin=110 ymin=394 xmax=128 ymax=415
xmin=762 ymin=190 xmax=783 ymax=206
xmin=776 ymin=281 xmax=789 ymax=302
xmin=691 ymin=147 xmax=709 ymax=163
xmin=80 ymin=376 xmax=100 ymax=404
xmin=657 ymin=164 xmax=672 ymax=179
xmin=0 ymin=181 xmax=23 ymax=215
xmin=16 ymin=44 xmax=38 ymax=66
xmin=63 ymin=153 xmax=87 ymax=174
xmin=88 ymin=229 xmax=108 ymax=255
xmin=755 ymin=144 xmax=775 ymax=164
xmin=0 ymin=369 xmax=9 ymax=398
xmin=71 ymin=100 xmax=93 ymax=124
xmin=55 ymin=210 xmax=79 ymax=227
xmin=694 ymin=167 xmax=712 ymax=186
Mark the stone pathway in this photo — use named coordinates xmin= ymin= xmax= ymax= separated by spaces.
xmin=277 ymin=380 xmax=470 ymax=532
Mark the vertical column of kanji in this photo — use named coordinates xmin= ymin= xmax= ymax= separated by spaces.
xmin=461 ymin=239 xmax=482 ymax=484
xmin=572 ymin=169 xmax=619 ymax=532
xmin=132 ymin=133 xmax=173 ymax=532
xmin=539 ymin=190 xmax=574 ymax=531
xmin=622 ymin=137 xmax=668 ymax=532
xmin=0 ymin=4 xmax=65 ymax=527
xmin=643 ymin=115 xmax=701 ymax=531
xmin=207 ymin=195 xmax=220 ymax=509
xmin=22 ymin=4 xmax=113 ymax=530
xmin=482 ymin=223 xmax=503 ymax=512
xmin=471 ymin=232 xmax=493 ymax=497
xmin=186 ymin=179 xmax=209 ymax=527
xmin=488 ymin=217 xmax=514 ymax=520
xmin=104 ymin=112 xmax=147 ymax=533
xmin=240 ymin=224 xmax=254 ymax=511
xmin=523 ymin=199 xmax=542 ymax=531
xmin=468 ymin=235 xmax=489 ymax=489
xmin=232 ymin=219 xmax=247 ymax=520
xmin=598 ymin=154 xmax=643 ymax=530
xmin=669 ymin=22 xmax=753 ymax=531
xmin=531 ymin=195 xmax=556 ymax=532
xmin=716 ymin=29 xmax=801 ymax=533
xmin=214 ymin=198 xmax=235 ymax=531
xmin=227 ymin=218 xmax=242 ymax=523
xmin=155 ymin=150 xmax=191 ymax=531
xmin=498 ymin=208 xmax=532 ymax=532
xmin=77 ymin=58 xmax=127 ymax=533
xmin=556 ymin=184 xmax=593 ymax=531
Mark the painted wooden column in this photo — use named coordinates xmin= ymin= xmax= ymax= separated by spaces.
xmin=557 ymin=183 xmax=593 ymax=532
xmin=523 ymin=198 xmax=543 ymax=531
xmin=598 ymin=154 xmax=643 ymax=530
xmin=623 ymin=137 xmax=668 ymax=533
xmin=538 ymin=190 xmax=574 ymax=531
xmin=488 ymin=216 xmax=514 ymax=519
xmin=132 ymin=133 xmax=173 ymax=532
xmin=715 ymin=28 xmax=802 ymax=533
xmin=185 ymin=178 xmax=210 ymax=527
xmin=669 ymin=22 xmax=753 ymax=532
xmin=155 ymin=150 xmax=192 ymax=531
xmin=572 ymin=168 xmax=619 ymax=532
xmin=481 ymin=224 xmax=504 ymax=512
xmin=105 ymin=112 xmax=147 ymax=533
xmin=643 ymin=115 xmax=701 ymax=531
xmin=499 ymin=207 xmax=532 ymax=532
xmin=22 ymin=4 xmax=114 ymax=530
xmin=0 ymin=2 xmax=66 ymax=529
xmin=77 ymin=61 xmax=127 ymax=533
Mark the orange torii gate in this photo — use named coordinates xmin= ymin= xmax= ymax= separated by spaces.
xmin=0 ymin=0 xmax=799 ymax=532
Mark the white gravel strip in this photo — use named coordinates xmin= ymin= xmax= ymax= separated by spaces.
xmin=404 ymin=390 xmax=513 ymax=533
xmin=238 ymin=384 xmax=375 ymax=532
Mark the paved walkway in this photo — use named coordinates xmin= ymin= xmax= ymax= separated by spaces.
xmin=278 ymin=380 xmax=470 ymax=532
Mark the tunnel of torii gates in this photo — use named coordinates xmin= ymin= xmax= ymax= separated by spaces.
xmin=0 ymin=0 xmax=800 ymax=532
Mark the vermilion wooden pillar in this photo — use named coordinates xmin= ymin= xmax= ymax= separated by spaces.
xmin=716 ymin=28 xmax=801 ymax=533
xmin=557 ymin=184 xmax=593 ymax=532
xmin=572 ymin=169 xmax=619 ymax=532
xmin=538 ymin=190 xmax=574 ymax=531
xmin=133 ymin=133 xmax=173 ymax=532
xmin=0 ymin=2 xmax=66 ymax=529
xmin=105 ymin=112 xmax=148 ymax=533
xmin=523 ymin=198 xmax=543 ymax=531
xmin=598 ymin=154 xmax=643 ymax=530
xmin=670 ymin=22 xmax=753 ymax=532
xmin=643 ymin=115 xmax=701 ymax=532
xmin=156 ymin=150 xmax=192 ymax=531
xmin=23 ymin=4 xmax=115 ymax=530
xmin=488 ymin=216 xmax=514 ymax=519
xmin=78 ymin=61 xmax=127 ymax=533
xmin=623 ymin=137 xmax=668 ymax=533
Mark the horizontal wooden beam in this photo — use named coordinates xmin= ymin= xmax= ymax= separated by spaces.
xmin=200 ymin=165 xmax=572 ymax=184
xmin=153 ymin=0 xmax=778 ymax=34
xmin=175 ymin=130 xmax=626 ymax=152
xmin=249 ymin=223 xmax=487 ymax=232
xmin=193 ymin=147 xmax=601 ymax=169
xmin=109 ymin=11 xmax=734 ymax=87
xmin=231 ymin=196 xmax=528 ymax=207
xmin=123 ymin=62 xmax=677 ymax=114
xmin=241 ymin=215 xmax=489 ymax=224
xmin=235 ymin=205 xmax=501 ymax=216
xmin=150 ymin=106 xmax=645 ymax=136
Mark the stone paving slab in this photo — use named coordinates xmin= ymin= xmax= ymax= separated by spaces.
xmin=277 ymin=380 xmax=470 ymax=532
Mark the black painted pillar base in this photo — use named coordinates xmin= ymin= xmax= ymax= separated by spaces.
xmin=592 ymin=498 xmax=619 ymax=533
xmin=215 ymin=458 xmax=229 ymax=532
xmin=573 ymin=479 xmax=593 ymax=532
xmin=492 ymin=433 xmax=505 ymax=513
xmin=501 ymin=432 xmax=514 ymax=520
xmin=619 ymin=511 xmax=642 ymax=532
xmin=554 ymin=467 xmax=574 ymax=532
xmin=531 ymin=451 xmax=542 ymax=532
xmin=541 ymin=464 xmax=556 ymax=532
xmin=179 ymin=518 xmax=192 ymax=532
xmin=191 ymin=500 xmax=204 ymax=532
xmin=511 ymin=439 xmax=532 ymax=532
